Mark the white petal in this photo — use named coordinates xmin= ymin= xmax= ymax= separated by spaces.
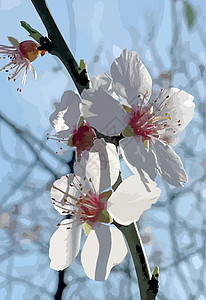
xmin=51 ymin=175 xmax=81 ymax=215
xmin=81 ymin=87 xmax=127 ymax=136
xmin=49 ymin=220 xmax=82 ymax=270
xmin=105 ymin=142 xmax=120 ymax=187
xmin=158 ymin=88 xmax=195 ymax=141
xmin=81 ymin=223 xmax=127 ymax=281
xmin=7 ymin=36 xmax=19 ymax=48
xmin=120 ymin=137 xmax=157 ymax=181
xmin=74 ymin=139 xmax=120 ymax=193
xmin=111 ymin=49 xmax=152 ymax=106
xmin=90 ymin=72 xmax=113 ymax=92
xmin=107 ymin=174 xmax=161 ymax=225
xmin=50 ymin=90 xmax=81 ymax=137
xmin=89 ymin=139 xmax=120 ymax=192
xmin=151 ymin=140 xmax=187 ymax=186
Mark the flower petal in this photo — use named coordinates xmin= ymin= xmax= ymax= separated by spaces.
xmin=120 ymin=137 xmax=157 ymax=181
xmin=8 ymin=36 xmax=19 ymax=48
xmin=158 ymin=88 xmax=195 ymax=142
xmin=151 ymin=140 xmax=187 ymax=186
xmin=111 ymin=49 xmax=152 ymax=106
xmin=51 ymin=175 xmax=81 ymax=215
xmin=89 ymin=72 xmax=113 ymax=92
xmin=81 ymin=87 xmax=127 ymax=136
xmin=81 ymin=223 xmax=127 ymax=281
xmin=89 ymin=139 xmax=120 ymax=192
xmin=107 ymin=174 xmax=161 ymax=225
xmin=50 ymin=90 xmax=81 ymax=137
xmin=74 ymin=138 xmax=120 ymax=193
xmin=49 ymin=220 xmax=82 ymax=270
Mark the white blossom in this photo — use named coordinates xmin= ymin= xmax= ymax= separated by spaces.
xmin=49 ymin=90 xmax=96 ymax=161
xmin=49 ymin=147 xmax=160 ymax=280
xmin=0 ymin=37 xmax=42 ymax=89
xmin=81 ymin=49 xmax=195 ymax=186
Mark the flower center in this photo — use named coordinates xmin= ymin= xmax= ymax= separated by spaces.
xmin=124 ymin=91 xmax=173 ymax=147
xmin=77 ymin=189 xmax=105 ymax=223
xmin=47 ymin=123 xmax=96 ymax=160
xmin=19 ymin=41 xmax=39 ymax=62
xmin=52 ymin=174 xmax=107 ymax=229
xmin=71 ymin=123 xmax=96 ymax=160
xmin=0 ymin=40 xmax=43 ymax=91
xmin=128 ymin=106 xmax=170 ymax=140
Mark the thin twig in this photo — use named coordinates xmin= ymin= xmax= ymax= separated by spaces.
xmin=0 ymin=111 xmax=69 ymax=177
xmin=31 ymin=0 xmax=89 ymax=94
xmin=54 ymin=270 xmax=66 ymax=300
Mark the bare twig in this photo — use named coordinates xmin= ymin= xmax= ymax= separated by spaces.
xmin=0 ymin=111 xmax=69 ymax=178
xmin=31 ymin=0 xmax=89 ymax=94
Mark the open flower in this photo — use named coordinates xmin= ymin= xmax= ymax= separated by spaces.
xmin=81 ymin=49 xmax=195 ymax=186
xmin=49 ymin=90 xmax=97 ymax=161
xmin=0 ymin=37 xmax=43 ymax=89
xmin=49 ymin=143 xmax=161 ymax=280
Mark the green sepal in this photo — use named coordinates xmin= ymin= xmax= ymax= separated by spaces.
xmin=122 ymin=125 xmax=135 ymax=137
xmin=67 ymin=116 xmax=85 ymax=147
xmin=97 ymin=209 xmax=112 ymax=224
xmin=78 ymin=59 xmax=87 ymax=74
xmin=83 ymin=222 xmax=92 ymax=236
xmin=67 ymin=135 xmax=73 ymax=146
xmin=100 ymin=190 xmax=112 ymax=204
xmin=20 ymin=21 xmax=43 ymax=44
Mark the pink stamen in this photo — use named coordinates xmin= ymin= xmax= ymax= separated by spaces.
xmin=52 ymin=175 xmax=105 ymax=227
xmin=0 ymin=40 xmax=39 ymax=88
xmin=126 ymin=91 xmax=172 ymax=143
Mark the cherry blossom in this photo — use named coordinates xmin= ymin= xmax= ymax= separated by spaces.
xmin=0 ymin=37 xmax=44 ymax=89
xmin=49 ymin=144 xmax=161 ymax=280
xmin=81 ymin=49 xmax=195 ymax=186
xmin=49 ymin=90 xmax=97 ymax=161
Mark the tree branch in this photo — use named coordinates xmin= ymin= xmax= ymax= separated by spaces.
xmin=114 ymin=221 xmax=159 ymax=300
xmin=30 ymin=2 xmax=159 ymax=299
xmin=113 ymin=173 xmax=159 ymax=299
xmin=31 ymin=0 xmax=89 ymax=94
xmin=54 ymin=270 xmax=66 ymax=300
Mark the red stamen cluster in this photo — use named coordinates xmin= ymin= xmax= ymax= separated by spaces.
xmin=0 ymin=40 xmax=42 ymax=90
xmin=52 ymin=175 xmax=105 ymax=229
xmin=77 ymin=189 xmax=104 ymax=223
xmin=125 ymin=91 xmax=172 ymax=142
